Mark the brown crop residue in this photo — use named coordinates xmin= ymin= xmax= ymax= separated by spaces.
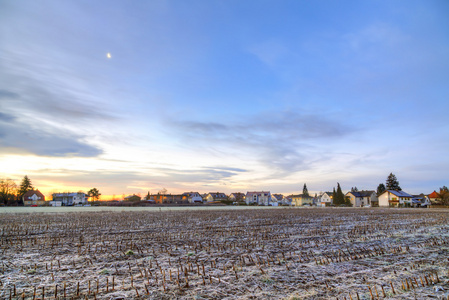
xmin=1 ymin=208 xmax=449 ymax=299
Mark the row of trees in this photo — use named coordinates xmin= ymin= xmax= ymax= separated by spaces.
xmin=0 ymin=176 xmax=34 ymax=206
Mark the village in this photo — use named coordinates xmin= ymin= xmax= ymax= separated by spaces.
xmin=11 ymin=173 xmax=447 ymax=209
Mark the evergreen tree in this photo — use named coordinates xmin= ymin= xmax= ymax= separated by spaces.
xmin=335 ymin=183 xmax=345 ymax=205
xmin=385 ymin=173 xmax=401 ymax=191
xmin=377 ymin=183 xmax=386 ymax=195
xmin=345 ymin=196 xmax=352 ymax=206
xmin=351 ymin=186 xmax=358 ymax=193
xmin=303 ymin=183 xmax=309 ymax=197
xmin=18 ymin=176 xmax=33 ymax=204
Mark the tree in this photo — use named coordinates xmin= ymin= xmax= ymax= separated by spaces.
xmin=377 ymin=183 xmax=386 ymax=195
xmin=351 ymin=187 xmax=358 ymax=193
xmin=303 ymin=183 xmax=309 ymax=197
xmin=18 ymin=175 xmax=34 ymax=198
xmin=334 ymin=183 xmax=345 ymax=205
xmin=0 ymin=179 xmax=17 ymax=206
xmin=87 ymin=188 xmax=101 ymax=201
xmin=437 ymin=186 xmax=449 ymax=206
xmin=386 ymin=173 xmax=401 ymax=191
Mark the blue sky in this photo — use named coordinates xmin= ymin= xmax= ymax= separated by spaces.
xmin=1 ymin=0 xmax=448 ymax=197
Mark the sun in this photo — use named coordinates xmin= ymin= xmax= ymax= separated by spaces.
xmin=107 ymin=53 xmax=112 ymax=59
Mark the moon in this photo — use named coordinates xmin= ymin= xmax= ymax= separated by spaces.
xmin=107 ymin=53 xmax=112 ymax=59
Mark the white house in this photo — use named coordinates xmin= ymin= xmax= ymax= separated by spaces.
xmin=182 ymin=192 xmax=203 ymax=203
xmin=345 ymin=190 xmax=377 ymax=207
xmin=378 ymin=190 xmax=413 ymax=207
xmin=246 ymin=191 xmax=271 ymax=206
xmin=52 ymin=192 xmax=89 ymax=206
xmin=318 ymin=192 xmax=333 ymax=207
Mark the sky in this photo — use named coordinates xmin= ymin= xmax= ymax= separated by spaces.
xmin=1 ymin=0 xmax=448 ymax=199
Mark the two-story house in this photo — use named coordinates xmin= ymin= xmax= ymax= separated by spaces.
xmin=345 ymin=190 xmax=377 ymax=207
xmin=378 ymin=190 xmax=413 ymax=207
xmin=23 ymin=190 xmax=46 ymax=206
xmin=318 ymin=192 xmax=333 ymax=207
xmin=290 ymin=194 xmax=313 ymax=206
xmin=204 ymin=192 xmax=227 ymax=202
xmin=245 ymin=191 xmax=271 ymax=206
xmin=52 ymin=192 xmax=89 ymax=206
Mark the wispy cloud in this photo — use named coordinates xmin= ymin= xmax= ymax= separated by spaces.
xmin=0 ymin=114 xmax=102 ymax=157
xmin=166 ymin=111 xmax=357 ymax=175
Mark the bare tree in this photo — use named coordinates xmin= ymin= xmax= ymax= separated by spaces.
xmin=0 ymin=179 xmax=17 ymax=206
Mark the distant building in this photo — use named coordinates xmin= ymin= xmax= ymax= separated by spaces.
xmin=124 ymin=194 xmax=141 ymax=202
xmin=272 ymin=194 xmax=290 ymax=205
xmin=318 ymin=192 xmax=333 ymax=207
xmin=204 ymin=192 xmax=227 ymax=202
xmin=290 ymin=194 xmax=313 ymax=206
xmin=411 ymin=194 xmax=431 ymax=208
xmin=23 ymin=190 xmax=46 ymax=206
xmin=182 ymin=192 xmax=203 ymax=203
xmin=229 ymin=192 xmax=246 ymax=203
xmin=245 ymin=191 xmax=271 ymax=206
xmin=378 ymin=190 xmax=413 ymax=207
xmin=52 ymin=192 xmax=89 ymax=206
xmin=345 ymin=190 xmax=377 ymax=207
xmin=428 ymin=191 xmax=439 ymax=204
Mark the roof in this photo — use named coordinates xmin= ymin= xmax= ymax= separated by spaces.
xmin=23 ymin=190 xmax=45 ymax=200
xmin=348 ymin=190 xmax=375 ymax=197
xmin=207 ymin=192 xmax=227 ymax=198
xmin=428 ymin=191 xmax=439 ymax=198
xmin=380 ymin=190 xmax=413 ymax=198
xmin=272 ymin=194 xmax=284 ymax=200
xmin=246 ymin=191 xmax=271 ymax=196
xmin=290 ymin=194 xmax=313 ymax=199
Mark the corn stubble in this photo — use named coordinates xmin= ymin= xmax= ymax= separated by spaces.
xmin=0 ymin=208 xmax=448 ymax=299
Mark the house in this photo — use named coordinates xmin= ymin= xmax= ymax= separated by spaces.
xmin=378 ymin=190 xmax=413 ymax=207
xmin=272 ymin=194 xmax=290 ymax=205
xmin=23 ymin=190 xmax=46 ymax=206
xmin=411 ymin=194 xmax=432 ymax=208
xmin=204 ymin=192 xmax=227 ymax=202
xmin=290 ymin=194 xmax=313 ymax=206
xmin=124 ymin=194 xmax=141 ymax=202
xmin=428 ymin=191 xmax=439 ymax=204
xmin=182 ymin=192 xmax=203 ymax=203
xmin=245 ymin=191 xmax=271 ymax=206
xmin=151 ymin=194 xmax=166 ymax=204
xmin=270 ymin=198 xmax=279 ymax=206
xmin=52 ymin=192 xmax=89 ymax=206
xmin=318 ymin=192 xmax=333 ymax=207
xmin=345 ymin=190 xmax=377 ymax=207
xmin=229 ymin=193 xmax=246 ymax=203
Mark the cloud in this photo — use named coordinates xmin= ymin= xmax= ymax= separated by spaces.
xmin=30 ymin=165 xmax=249 ymax=194
xmin=0 ymin=89 xmax=20 ymax=99
xmin=166 ymin=111 xmax=356 ymax=174
xmin=0 ymin=113 xmax=102 ymax=157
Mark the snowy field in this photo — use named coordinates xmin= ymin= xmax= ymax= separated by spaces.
xmin=1 ymin=208 xmax=449 ymax=299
